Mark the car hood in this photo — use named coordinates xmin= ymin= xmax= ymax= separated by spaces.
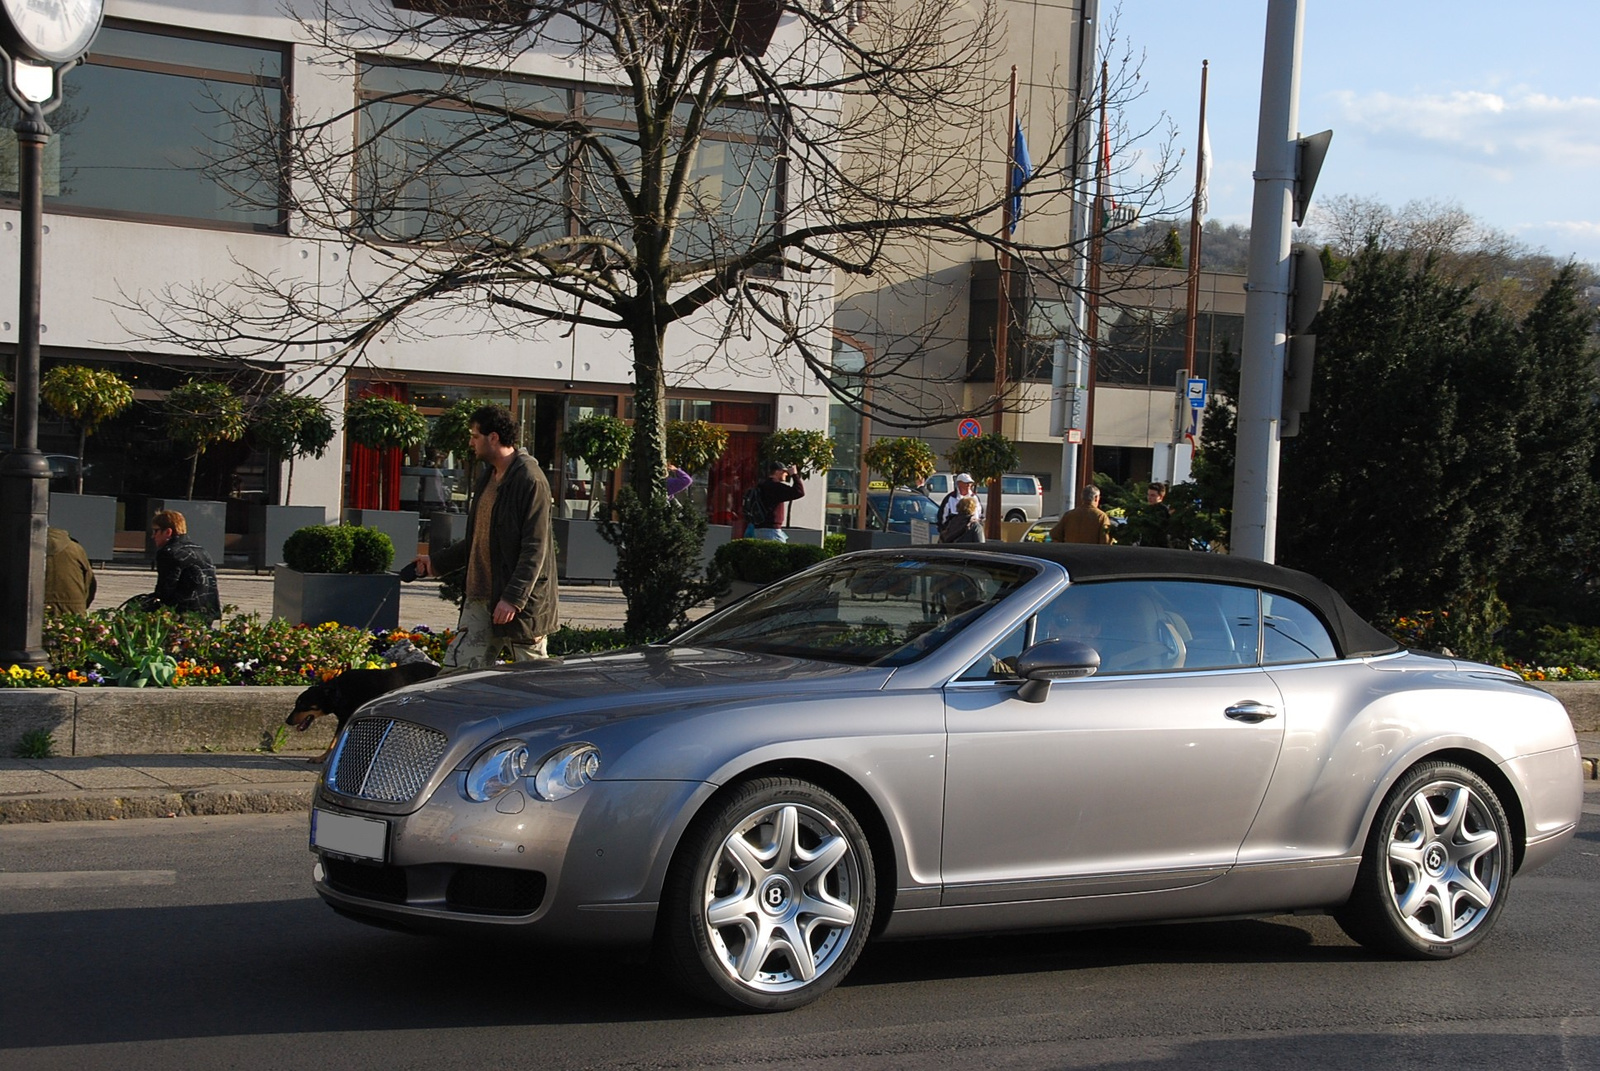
xmin=354 ymin=645 xmax=893 ymax=755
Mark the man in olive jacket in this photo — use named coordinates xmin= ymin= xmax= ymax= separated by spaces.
xmin=413 ymin=405 xmax=559 ymax=666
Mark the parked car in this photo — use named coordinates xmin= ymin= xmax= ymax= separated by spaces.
xmin=925 ymin=471 xmax=1044 ymax=523
xmin=0 ymin=450 xmax=88 ymax=490
xmin=864 ymin=488 xmax=941 ymax=534
xmin=308 ymin=545 xmax=1581 ymax=1012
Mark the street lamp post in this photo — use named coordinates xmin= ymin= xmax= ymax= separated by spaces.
xmin=0 ymin=1 xmax=105 ymax=667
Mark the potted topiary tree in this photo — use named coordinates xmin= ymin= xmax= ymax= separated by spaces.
xmin=39 ymin=364 xmax=134 ymax=561
xmin=857 ymin=436 xmax=937 ymax=550
xmin=160 ymin=379 xmax=249 ymax=562
xmin=667 ymin=418 xmax=732 ymax=566
xmin=248 ymin=392 xmax=337 ymax=567
xmin=557 ymin=413 xmax=633 ymax=580
xmin=945 ymin=431 xmax=1021 ymax=539
xmin=422 ymin=396 xmax=491 ymax=557
xmin=343 ymin=394 xmax=429 ymax=564
xmin=272 ymin=523 xmax=400 ymax=630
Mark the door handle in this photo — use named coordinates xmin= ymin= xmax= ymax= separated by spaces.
xmin=1225 ymin=701 xmax=1278 ymax=723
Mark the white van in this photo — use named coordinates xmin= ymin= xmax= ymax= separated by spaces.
xmin=924 ymin=472 xmax=1045 ymax=523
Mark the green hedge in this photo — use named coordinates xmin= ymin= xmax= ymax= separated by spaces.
xmin=711 ymin=538 xmax=831 ymax=585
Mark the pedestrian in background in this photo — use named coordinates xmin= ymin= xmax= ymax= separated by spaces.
xmin=145 ymin=510 xmax=221 ymax=619
xmin=44 ymin=527 xmax=96 ymax=614
xmin=747 ymin=461 xmax=804 ymax=541
xmin=666 ymin=462 xmax=694 ymax=500
xmin=939 ymin=495 xmax=985 ymax=543
xmin=413 ymin=404 xmax=559 ymax=665
xmin=1050 ymin=485 xmax=1113 ymax=545
xmin=937 ymin=473 xmax=983 ymax=527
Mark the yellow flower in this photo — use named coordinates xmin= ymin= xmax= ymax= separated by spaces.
xmin=7 ymin=665 xmax=26 ymax=680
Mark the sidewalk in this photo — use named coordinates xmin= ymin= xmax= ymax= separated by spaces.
xmin=3 ymin=733 xmax=1597 ymax=826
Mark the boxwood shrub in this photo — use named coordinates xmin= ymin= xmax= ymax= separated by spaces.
xmin=347 ymin=526 xmax=395 ymax=574
xmin=282 ymin=525 xmax=353 ymax=574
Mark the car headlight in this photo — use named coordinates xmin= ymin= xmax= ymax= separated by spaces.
xmin=463 ymin=740 xmax=528 ymax=802
xmin=532 ymin=743 xmax=601 ymax=801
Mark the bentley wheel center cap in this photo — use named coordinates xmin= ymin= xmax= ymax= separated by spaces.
xmin=1424 ymin=843 xmax=1448 ymax=875
xmin=759 ymin=875 xmax=794 ymax=915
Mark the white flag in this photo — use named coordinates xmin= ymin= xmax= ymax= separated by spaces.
xmin=1196 ymin=116 xmax=1212 ymax=219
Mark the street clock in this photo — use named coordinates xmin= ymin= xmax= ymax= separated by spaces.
xmin=0 ymin=0 xmax=104 ymax=66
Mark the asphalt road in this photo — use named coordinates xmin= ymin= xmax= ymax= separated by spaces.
xmin=2 ymin=811 xmax=1597 ymax=1070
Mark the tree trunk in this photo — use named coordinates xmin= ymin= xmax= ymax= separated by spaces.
xmin=284 ymin=453 xmax=295 ymax=505
xmin=75 ymin=426 xmax=86 ymax=494
xmin=628 ymin=319 xmax=670 ymax=501
xmin=186 ymin=451 xmax=199 ymax=500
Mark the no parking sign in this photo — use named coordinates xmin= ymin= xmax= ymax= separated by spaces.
xmin=958 ymin=418 xmax=983 ymax=438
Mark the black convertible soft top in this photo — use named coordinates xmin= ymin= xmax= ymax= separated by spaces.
xmin=978 ymin=544 xmax=1402 ymax=660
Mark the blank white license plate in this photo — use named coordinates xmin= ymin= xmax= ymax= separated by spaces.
xmin=311 ymin=809 xmax=388 ymax=863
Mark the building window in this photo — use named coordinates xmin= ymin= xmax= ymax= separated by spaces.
xmin=1029 ymin=299 xmax=1242 ymax=389
xmin=2 ymin=22 xmax=289 ymax=230
xmin=354 ymin=61 xmax=783 ymax=261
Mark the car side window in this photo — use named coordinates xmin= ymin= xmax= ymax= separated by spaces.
xmin=1262 ymin=592 xmax=1338 ymax=663
xmin=958 ymin=622 xmax=1030 ymax=680
xmin=1155 ymin=582 xmax=1259 ymax=670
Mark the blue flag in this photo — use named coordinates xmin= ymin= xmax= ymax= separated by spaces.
xmin=1009 ymin=120 xmax=1032 ymax=234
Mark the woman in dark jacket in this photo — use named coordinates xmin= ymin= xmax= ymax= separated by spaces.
xmin=938 ymin=495 xmax=985 ymax=543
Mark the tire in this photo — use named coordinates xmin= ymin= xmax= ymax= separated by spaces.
xmin=659 ymin=777 xmax=876 ymax=1011
xmin=1334 ymin=761 xmax=1512 ymax=959
xmin=1004 ymin=510 xmax=1027 ymax=523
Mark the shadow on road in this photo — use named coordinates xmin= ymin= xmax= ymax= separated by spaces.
xmin=0 ymin=897 xmax=1367 ymax=1049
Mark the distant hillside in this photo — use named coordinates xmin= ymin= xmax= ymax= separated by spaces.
xmin=1103 ymin=219 xmax=1250 ymax=275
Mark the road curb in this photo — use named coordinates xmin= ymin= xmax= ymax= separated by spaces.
xmin=0 ymin=783 xmax=313 ymax=824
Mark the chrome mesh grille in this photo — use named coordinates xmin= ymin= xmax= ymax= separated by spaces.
xmin=329 ymin=718 xmax=448 ymax=803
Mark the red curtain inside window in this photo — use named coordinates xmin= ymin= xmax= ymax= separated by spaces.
xmin=347 ymin=382 xmax=405 ymax=510
xmin=706 ymin=431 xmax=763 ymax=528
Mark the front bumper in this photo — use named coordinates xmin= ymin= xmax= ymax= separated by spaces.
xmin=311 ymin=775 xmax=715 ymax=946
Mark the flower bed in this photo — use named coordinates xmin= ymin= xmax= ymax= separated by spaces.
xmin=3 ymin=608 xmax=634 ymax=688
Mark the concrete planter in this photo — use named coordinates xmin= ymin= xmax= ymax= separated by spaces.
xmin=428 ymin=511 xmax=469 ymax=557
xmin=1533 ymin=681 xmax=1600 ymax=731
xmin=843 ymin=529 xmax=911 ymax=553
xmin=247 ymin=504 xmax=326 ymax=568
xmin=341 ymin=508 xmax=422 ymax=566
xmin=150 ymin=498 xmax=226 ymax=561
xmin=554 ymin=517 xmax=618 ymax=582
xmin=699 ymin=524 xmax=735 ymax=571
xmin=47 ymin=492 xmax=117 ymax=561
xmin=0 ymin=685 xmax=326 ymax=756
xmin=272 ymin=565 xmax=400 ymax=631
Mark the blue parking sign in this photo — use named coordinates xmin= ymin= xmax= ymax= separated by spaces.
xmin=1187 ymin=378 xmax=1207 ymax=409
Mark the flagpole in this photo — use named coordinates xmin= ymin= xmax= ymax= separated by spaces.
xmin=1174 ymin=58 xmax=1209 ymax=485
xmin=1077 ymin=59 xmax=1109 ymax=493
xmin=989 ymin=64 xmax=1018 ymax=540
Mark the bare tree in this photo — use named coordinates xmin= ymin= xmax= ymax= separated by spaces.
xmin=1303 ymin=194 xmax=1597 ymax=317
xmin=125 ymin=0 xmax=1178 ymax=500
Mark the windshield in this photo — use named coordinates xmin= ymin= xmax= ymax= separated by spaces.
xmin=675 ymin=555 xmax=1037 ymax=666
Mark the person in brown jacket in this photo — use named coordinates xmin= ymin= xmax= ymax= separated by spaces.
xmin=1050 ymin=484 xmax=1113 ymax=545
xmin=44 ymin=527 xmax=96 ymax=614
xmin=413 ymin=405 xmax=559 ymax=666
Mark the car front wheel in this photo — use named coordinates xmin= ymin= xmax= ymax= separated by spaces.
xmin=1335 ymin=761 xmax=1512 ymax=958
xmin=660 ymin=777 xmax=875 ymax=1011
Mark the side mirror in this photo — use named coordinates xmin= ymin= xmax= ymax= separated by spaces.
xmin=1014 ymin=639 xmax=1100 ymax=703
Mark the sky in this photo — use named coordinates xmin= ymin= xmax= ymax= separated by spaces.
xmin=1117 ymin=1 xmax=1600 ymax=266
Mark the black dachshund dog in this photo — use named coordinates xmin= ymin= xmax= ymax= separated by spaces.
xmin=287 ymin=662 xmax=441 ymax=763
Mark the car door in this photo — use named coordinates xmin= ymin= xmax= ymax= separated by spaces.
xmin=940 ymin=579 xmax=1285 ymax=904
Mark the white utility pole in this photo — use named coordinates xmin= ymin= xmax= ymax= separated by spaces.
xmin=1231 ymin=0 xmax=1305 ymax=561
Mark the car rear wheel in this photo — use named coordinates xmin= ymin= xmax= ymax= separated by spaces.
xmin=1004 ymin=509 xmax=1027 ymax=523
xmin=1334 ymin=761 xmax=1511 ymax=959
xmin=659 ymin=777 xmax=875 ymax=1011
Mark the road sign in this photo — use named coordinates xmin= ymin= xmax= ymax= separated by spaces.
xmin=1187 ymin=378 xmax=1207 ymax=409
xmin=958 ymin=418 xmax=983 ymax=438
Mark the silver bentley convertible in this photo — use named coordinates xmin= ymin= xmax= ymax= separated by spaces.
xmin=308 ymin=546 xmax=1582 ymax=1010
